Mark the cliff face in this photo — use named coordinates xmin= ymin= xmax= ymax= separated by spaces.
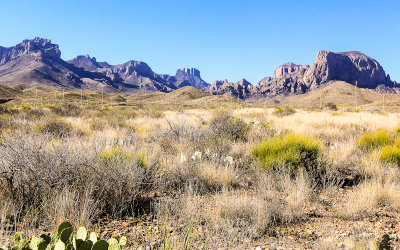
xmin=272 ymin=63 xmax=310 ymax=80
xmin=303 ymin=51 xmax=389 ymax=89
xmin=257 ymin=50 xmax=393 ymax=97
xmin=173 ymin=68 xmax=209 ymax=90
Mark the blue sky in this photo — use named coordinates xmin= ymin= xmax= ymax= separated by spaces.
xmin=1 ymin=0 xmax=399 ymax=84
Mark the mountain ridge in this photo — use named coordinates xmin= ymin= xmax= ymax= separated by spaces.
xmin=0 ymin=37 xmax=398 ymax=99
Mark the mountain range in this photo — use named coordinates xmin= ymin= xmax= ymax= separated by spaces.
xmin=0 ymin=38 xmax=398 ymax=99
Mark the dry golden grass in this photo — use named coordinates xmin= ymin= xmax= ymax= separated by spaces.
xmin=3 ymin=93 xmax=400 ymax=248
xmin=342 ymin=177 xmax=400 ymax=218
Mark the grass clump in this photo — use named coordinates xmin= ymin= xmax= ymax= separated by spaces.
xmin=272 ymin=106 xmax=296 ymax=117
xmin=356 ymin=129 xmax=392 ymax=150
xmin=252 ymin=133 xmax=321 ymax=171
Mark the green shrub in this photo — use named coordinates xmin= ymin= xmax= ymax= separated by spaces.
xmin=42 ymin=104 xmax=56 ymax=109
xmin=21 ymin=104 xmax=31 ymax=110
xmin=357 ymin=129 xmax=392 ymax=150
xmin=272 ymin=106 xmax=296 ymax=117
xmin=102 ymin=104 xmax=111 ymax=111
xmin=252 ymin=133 xmax=321 ymax=171
xmin=101 ymin=147 xmax=146 ymax=167
xmin=379 ymin=145 xmax=400 ymax=165
xmin=1 ymin=221 xmax=127 ymax=250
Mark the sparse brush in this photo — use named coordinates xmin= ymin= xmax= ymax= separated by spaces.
xmin=23 ymin=108 xmax=46 ymax=120
xmin=38 ymin=119 xmax=74 ymax=137
xmin=52 ymin=103 xmax=82 ymax=117
xmin=209 ymin=112 xmax=250 ymax=141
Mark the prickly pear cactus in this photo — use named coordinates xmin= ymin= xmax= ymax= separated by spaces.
xmin=1 ymin=221 xmax=128 ymax=250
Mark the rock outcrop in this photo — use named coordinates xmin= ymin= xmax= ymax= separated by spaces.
xmin=272 ymin=63 xmax=310 ymax=80
xmin=173 ymin=68 xmax=208 ymax=89
xmin=0 ymin=38 xmax=61 ymax=65
xmin=303 ymin=51 xmax=389 ymax=89
xmin=206 ymin=78 xmax=255 ymax=99
xmin=257 ymin=50 xmax=394 ymax=97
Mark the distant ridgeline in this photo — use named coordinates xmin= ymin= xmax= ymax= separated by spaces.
xmin=0 ymin=38 xmax=398 ymax=99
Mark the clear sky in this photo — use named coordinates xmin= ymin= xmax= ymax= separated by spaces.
xmin=1 ymin=0 xmax=399 ymax=84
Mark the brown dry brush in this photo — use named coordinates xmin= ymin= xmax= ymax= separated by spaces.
xmin=0 ymin=133 xmax=157 ymax=229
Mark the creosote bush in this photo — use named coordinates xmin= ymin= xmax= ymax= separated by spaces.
xmin=252 ymin=133 xmax=322 ymax=172
xmin=209 ymin=112 xmax=250 ymax=141
xmin=357 ymin=129 xmax=392 ymax=150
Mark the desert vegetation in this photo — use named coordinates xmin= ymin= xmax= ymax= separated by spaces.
xmin=1 ymin=96 xmax=400 ymax=248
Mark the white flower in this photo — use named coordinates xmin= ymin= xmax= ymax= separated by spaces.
xmin=180 ymin=152 xmax=186 ymax=163
xmin=191 ymin=151 xmax=202 ymax=160
xmin=224 ymin=156 xmax=234 ymax=165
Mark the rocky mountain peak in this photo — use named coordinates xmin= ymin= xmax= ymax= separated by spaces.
xmin=237 ymin=78 xmax=252 ymax=87
xmin=68 ymin=55 xmax=102 ymax=71
xmin=173 ymin=67 xmax=208 ymax=89
xmin=272 ymin=62 xmax=310 ymax=79
xmin=176 ymin=68 xmax=201 ymax=78
xmin=0 ymin=37 xmax=61 ymax=65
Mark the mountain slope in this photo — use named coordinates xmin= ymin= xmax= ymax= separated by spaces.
xmin=0 ymin=38 xmax=85 ymax=89
xmin=0 ymin=38 xmax=210 ymax=93
xmin=68 ymin=56 xmax=209 ymax=92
